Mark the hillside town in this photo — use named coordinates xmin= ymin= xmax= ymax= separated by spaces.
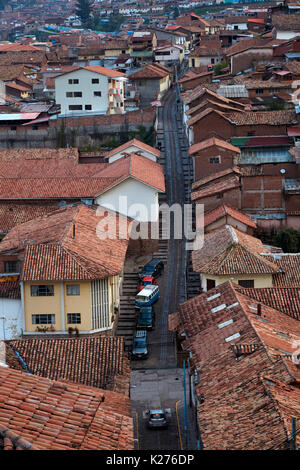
xmin=0 ymin=0 xmax=299 ymax=454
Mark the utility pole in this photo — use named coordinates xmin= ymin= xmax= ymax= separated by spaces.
xmin=183 ymin=359 xmax=188 ymax=449
xmin=290 ymin=417 xmax=297 ymax=450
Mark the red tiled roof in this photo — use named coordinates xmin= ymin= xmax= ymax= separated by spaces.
xmin=191 ymin=174 xmax=241 ymax=201
xmin=0 ymin=425 xmax=38 ymax=450
xmin=227 ymin=110 xmax=297 ymax=126
xmin=263 ymin=254 xmax=300 ymax=288
xmin=0 ymin=280 xmax=20 ymax=299
xmin=0 ymin=366 xmax=134 ymax=450
xmin=0 ymin=201 xmax=65 ymax=234
xmin=0 ymin=204 xmax=130 ymax=280
xmin=235 ymin=286 xmax=300 ymax=320
xmin=192 ymin=225 xmax=279 ymax=275
xmin=168 ymin=281 xmax=300 ymax=449
xmin=189 ymin=137 xmax=241 ymax=155
xmin=204 ymin=204 xmax=257 ymax=229
xmin=96 ymin=153 xmax=165 ymax=193
xmin=83 ymin=65 xmax=126 ymax=78
xmin=7 ymin=336 xmax=130 ymax=394
xmin=107 ymin=138 xmax=160 ymax=158
xmin=129 ymin=64 xmax=170 ymax=80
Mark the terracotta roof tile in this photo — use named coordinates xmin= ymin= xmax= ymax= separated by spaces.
xmin=263 ymin=254 xmax=300 ymax=287
xmin=0 ymin=366 xmax=134 ymax=450
xmin=107 ymin=138 xmax=160 ymax=158
xmin=192 ymin=225 xmax=279 ymax=275
xmin=235 ymin=287 xmax=300 ymax=320
xmin=189 ymin=137 xmax=241 ymax=155
xmin=129 ymin=64 xmax=170 ymax=80
xmin=204 ymin=204 xmax=257 ymax=229
xmin=0 ymin=204 xmax=130 ymax=280
xmin=7 ymin=336 xmax=130 ymax=394
xmin=169 ymin=281 xmax=300 ymax=449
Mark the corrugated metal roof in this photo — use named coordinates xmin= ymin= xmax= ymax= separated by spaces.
xmin=239 ymin=149 xmax=294 ymax=164
xmin=217 ymin=84 xmax=249 ymax=98
xmin=0 ymin=113 xmax=40 ymax=121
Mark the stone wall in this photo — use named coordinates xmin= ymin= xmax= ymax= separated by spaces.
xmin=0 ymin=109 xmax=156 ymax=149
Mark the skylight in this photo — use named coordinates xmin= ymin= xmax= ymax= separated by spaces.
xmin=206 ymin=293 xmax=221 ymax=302
xmin=218 ymin=319 xmax=233 ymax=329
xmin=211 ymin=304 xmax=226 ymax=314
xmin=225 ymin=332 xmax=240 ymax=342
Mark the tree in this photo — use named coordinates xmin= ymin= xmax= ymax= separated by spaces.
xmin=275 ymin=228 xmax=300 ymax=253
xmin=76 ymin=0 xmax=94 ymax=25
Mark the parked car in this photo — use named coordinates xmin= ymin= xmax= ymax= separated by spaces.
xmin=137 ymin=306 xmax=155 ymax=330
xmin=131 ymin=330 xmax=148 ymax=360
xmin=138 ymin=276 xmax=157 ymax=292
xmin=146 ymin=409 xmax=168 ymax=429
xmin=135 ymin=285 xmax=160 ymax=307
xmin=139 ymin=259 xmax=164 ymax=279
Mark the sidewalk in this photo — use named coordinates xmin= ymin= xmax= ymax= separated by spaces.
xmin=176 ymin=397 xmax=199 ymax=450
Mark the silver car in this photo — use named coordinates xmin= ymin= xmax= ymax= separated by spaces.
xmin=147 ymin=409 xmax=168 ymax=429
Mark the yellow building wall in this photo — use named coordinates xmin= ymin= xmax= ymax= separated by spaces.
xmin=108 ymin=275 xmax=120 ymax=324
xmin=24 ymin=277 xmax=119 ymax=333
xmin=202 ymin=273 xmax=273 ymax=291
xmin=189 ymin=56 xmax=201 ymax=68
xmin=64 ymin=281 xmax=92 ymax=331
xmin=24 ymin=281 xmax=62 ymax=332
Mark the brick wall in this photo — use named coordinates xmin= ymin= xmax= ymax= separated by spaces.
xmin=193 ymin=146 xmax=239 ymax=180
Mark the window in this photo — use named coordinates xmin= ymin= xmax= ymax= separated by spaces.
xmin=247 ymin=131 xmax=255 ymax=137
xmin=216 ymin=193 xmax=223 ymax=199
xmin=238 ymin=280 xmax=254 ymax=288
xmin=69 ymin=105 xmax=82 ymax=111
xmin=66 ymin=284 xmax=80 ymax=296
xmin=68 ymin=78 xmax=79 ymax=84
xmin=256 ymin=89 xmax=263 ymax=95
xmin=31 ymin=285 xmax=54 ymax=296
xmin=32 ymin=314 xmax=55 ymax=324
xmin=4 ymin=261 xmax=17 ymax=273
xmin=270 ymin=88 xmax=281 ymax=94
xmin=67 ymin=313 xmax=81 ymax=324
xmin=211 ymin=58 xmax=215 ymax=64
xmin=206 ymin=279 xmax=216 ymax=290
xmin=92 ymin=78 xmax=99 ymax=84
xmin=210 ymin=156 xmax=221 ymax=164
xmin=85 ymin=104 xmax=92 ymax=110
xmin=94 ymin=91 xmax=102 ymax=97
xmin=10 ymin=126 xmax=17 ymax=131
xmin=66 ymin=91 xmax=82 ymax=98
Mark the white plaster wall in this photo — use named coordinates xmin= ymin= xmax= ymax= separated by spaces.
xmin=0 ymin=298 xmax=23 ymax=340
xmin=96 ymin=178 xmax=160 ymax=222
xmin=109 ymin=145 xmax=157 ymax=163
xmin=276 ymin=31 xmax=300 ymax=40
xmin=55 ymin=68 xmax=115 ymax=115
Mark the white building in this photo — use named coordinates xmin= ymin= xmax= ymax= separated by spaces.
xmin=55 ymin=66 xmax=127 ymax=116
xmin=154 ymin=45 xmax=185 ymax=65
xmin=0 ymin=277 xmax=22 ymax=340
xmin=107 ymin=138 xmax=160 ymax=163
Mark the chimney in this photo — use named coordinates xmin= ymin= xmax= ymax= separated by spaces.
xmin=257 ymin=303 xmax=261 ymax=316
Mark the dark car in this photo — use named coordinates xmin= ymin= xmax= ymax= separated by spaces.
xmin=146 ymin=409 xmax=168 ymax=429
xmin=139 ymin=259 xmax=164 ymax=279
xmin=131 ymin=330 xmax=148 ymax=360
xmin=136 ymin=306 xmax=155 ymax=330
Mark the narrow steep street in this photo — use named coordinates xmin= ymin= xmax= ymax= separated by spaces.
xmin=130 ymin=63 xmax=198 ymax=450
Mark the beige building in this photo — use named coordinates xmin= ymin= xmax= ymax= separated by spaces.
xmin=0 ymin=204 xmax=130 ymax=335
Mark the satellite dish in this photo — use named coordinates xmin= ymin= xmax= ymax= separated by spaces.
xmin=280 ymin=169 xmax=286 ymax=174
